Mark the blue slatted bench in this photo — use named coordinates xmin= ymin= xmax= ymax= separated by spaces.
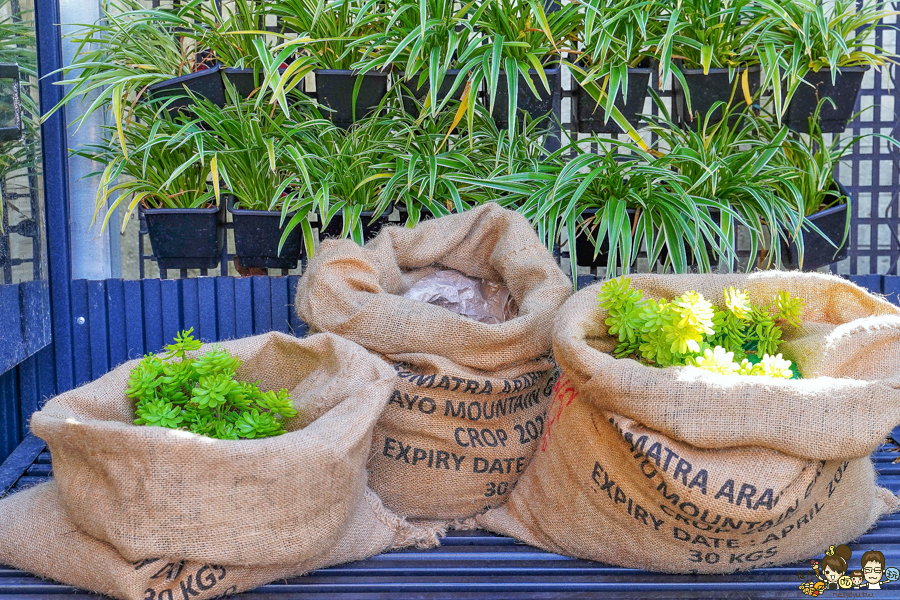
xmin=1 ymin=429 xmax=899 ymax=599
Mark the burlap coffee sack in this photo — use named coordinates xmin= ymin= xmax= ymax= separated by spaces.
xmin=0 ymin=481 xmax=442 ymax=600
xmin=295 ymin=203 xmax=571 ymax=519
xmin=29 ymin=331 xmax=432 ymax=566
xmin=478 ymin=272 xmax=900 ymax=573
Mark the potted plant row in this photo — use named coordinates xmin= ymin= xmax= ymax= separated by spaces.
xmin=564 ymin=0 xmax=897 ymax=134
xmin=47 ymin=0 xmax=898 ymax=140
xmin=270 ymin=0 xmax=580 ymax=132
xmin=351 ymin=0 xmax=471 ymax=117
xmin=50 ymin=0 xmax=580 ymax=137
xmin=756 ymin=0 xmax=898 ymax=133
xmin=187 ymin=88 xmax=317 ymax=269
xmin=79 ymin=79 xmax=555 ymax=271
xmin=474 ymin=99 xmax=889 ymax=276
xmin=51 ymin=0 xmax=900 ymax=277
xmin=72 ymin=110 xmax=225 ymax=270
xmin=567 ymin=0 xmax=656 ymax=134
xmin=665 ymin=0 xmax=897 ymax=132
xmin=80 ymin=89 xmax=896 ymax=276
xmin=75 ymin=94 xmax=308 ymax=272
xmin=462 ymin=0 xmax=579 ymax=132
xmin=778 ymin=102 xmax=900 ymax=269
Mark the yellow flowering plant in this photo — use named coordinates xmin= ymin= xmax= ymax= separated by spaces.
xmin=596 ymin=278 xmax=805 ymax=379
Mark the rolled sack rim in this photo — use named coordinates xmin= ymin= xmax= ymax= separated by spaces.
xmin=30 ymin=331 xmax=396 ymax=457
xmin=297 ymin=203 xmax=572 ymax=370
xmin=551 ymin=272 xmax=900 ymax=461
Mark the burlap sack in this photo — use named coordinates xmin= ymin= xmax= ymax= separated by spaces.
xmin=295 ymin=203 xmax=571 ymax=519
xmin=0 ymin=481 xmax=440 ymax=600
xmin=478 ymin=272 xmax=900 ymax=573
xmin=28 ymin=331 xmax=442 ymax=567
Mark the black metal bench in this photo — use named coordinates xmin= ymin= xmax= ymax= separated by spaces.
xmin=1 ymin=429 xmax=899 ymax=599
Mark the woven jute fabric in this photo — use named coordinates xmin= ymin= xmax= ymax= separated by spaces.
xmin=28 ymin=331 xmax=442 ymax=568
xmin=478 ymin=272 xmax=900 ymax=574
xmin=0 ymin=481 xmax=443 ymax=600
xmin=295 ymin=203 xmax=571 ymax=519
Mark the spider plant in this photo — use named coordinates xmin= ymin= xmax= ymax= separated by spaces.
xmin=479 ymin=138 xmax=737 ymax=277
xmin=567 ymin=0 xmax=660 ymax=130
xmin=158 ymin=87 xmax=331 ymax=259
xmin=471 ymin=113 xmax=557 ymax=212
xmin=648 ymin=0 xmax=789 ymax=118
xmin=41 ymin=0 xmax=207 ymax=144
xmin=776 ymin=100 xmax=900 ymax=265
xmin=179 ymin=0 xmax=275 ymax=69
xmin=781 ymin=106 xmax=855 ymax=218
xmin=263 ymin=0 xmax=386 ymax=118
xmin=371 ymin=99 xmax=547 ymax=226
xmin=754 ymin=0 xmax=899 ymax=117
xmin=644 ymin=102 xmax=806 ymax=270
xmin=442 ymin=109 xmax=558 ymax=210
xmin=186 ymin=87 xmax=323 ymax=244
xmin=353 ymin=0 xmax=476 ymax=117
xmin=758 ymin=0 xmax=898 ymax=74
xmin=281 ymin=114 xmax=398 ymax=245
xmin=372 ymin=101 xmax=492 ymax=226
xmin=268 ymin=0 xmax=385 ymax=70
xmin=653 ymin=0 xmax=758 ymax=73
xmin=455 ymin=0 xmax=580 ymax=133
xmin=72 ymin=102 xmax=216 ymax=235
xmin=0 ymin=0 xmax=35 ymax=105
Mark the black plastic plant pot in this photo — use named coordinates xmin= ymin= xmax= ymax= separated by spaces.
xmin=781 ymin=181 xmax=852 ymax=270
xmin=491 ymin=66 xmax=561 ymax=129
xmin=573 ymin=208 xmax=637 ymax=268
xmin=401 ymin=69 xmax=465 ymax=114
xmin=319 ymin=205 xmax=395 ymax=243
xmin=672 ymin=65 xmax=759 ymax=126
xmin=142 ymin=203 xmax=225 ymax=270
xmin=784 ymin=67 xmax=869 ymax=134
xmin=574 ymin=62 xmax=652 ymax=134
xmin=315 ymin=70 xmax=389 ymax=127
xmin=146 ymin=64 xmax=226 ymax=114
xmin=223 ymin=67 xmax=292 ymax=99
xmin=227 ymin=197 xmax=306 ymax=270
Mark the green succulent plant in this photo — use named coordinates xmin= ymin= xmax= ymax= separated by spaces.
xmin=127 ymin=329 xmax=299 ymax=440
xmin=596 ymin=277 xmax=804 ymax=379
